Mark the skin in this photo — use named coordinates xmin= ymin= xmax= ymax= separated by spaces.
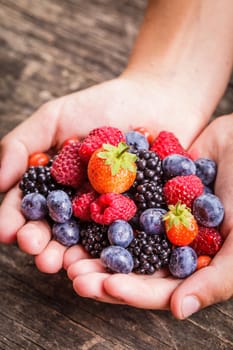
xmin=0 ymin=0 xmax=233 ymax=318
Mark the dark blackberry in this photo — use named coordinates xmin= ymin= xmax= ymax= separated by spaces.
xmin=19 ymin=164 xmax=74 ymax=198
xmin=132 ymin=150 xmax=163 ymax=188
xmin=131 ymin=150 xmax=165 ymax=209
xmin=134 ymin=181 xmax=165 ymax=210
xmin=127 ymin=231 xmax=171 ymax=275
xmin=80 ymin=222 xmax=110 ymax=258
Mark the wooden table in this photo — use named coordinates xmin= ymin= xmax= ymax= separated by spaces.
xmin=0 ymin=1 xmax=233 ymax=349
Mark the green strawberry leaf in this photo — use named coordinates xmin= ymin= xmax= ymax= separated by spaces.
xmin=163 ymin=201 xmax=194 ymax=230
xmin=97 ymin=142 xmax=137 ymax=176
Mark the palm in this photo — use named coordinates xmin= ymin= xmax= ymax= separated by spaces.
xmin=66 ymin=114 xmax=233 ymax=317
xmin=0 ymin=77 xmax=209 ymax=313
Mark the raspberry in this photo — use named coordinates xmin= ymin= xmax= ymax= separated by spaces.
xmin=72 ymin=190 xmax=98 ymax=221
xmin=190 ymin=226 xmax=223 ymax=256
xmin=79 ymin=126 xmax=125 ymax=163
xmin=51 ymin=142 xmax=86 ymax=188
xmin=150 ymin=131 xmax=191 ymax=160
xmin=90 ymin=193 xmax=137 ymax=225
xmin=163 ymin=174 xmax=204 ymax=208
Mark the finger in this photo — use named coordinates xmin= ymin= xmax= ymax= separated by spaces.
xmin=34 ymin=240 xmax=67 ymax=274
xmin=67 ymin=259 xmax=105 ymax=280
xmin=170 ymin=232 xmax=233 ymax=319
xmin=0 ymin=100 xmax=63 ymax=192
xmin=17 ymin=220 xmax=51 ymax=255
xmin=73 ymin=272 xmax=124 ymax=304
xmin=0 ymin=186 xmax=25 ymax=243
xmin=103 ymin=273 xmax=181 ymax=309
xmin=63 ymin=245 xmax=90 ymax=270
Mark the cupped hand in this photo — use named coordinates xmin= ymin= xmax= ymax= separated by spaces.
xmin=0 ymin=75 xmax=206 ymax=274
xmin=65 ymin=113 xmax=233 ymax=319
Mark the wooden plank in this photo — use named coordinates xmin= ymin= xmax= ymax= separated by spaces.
xmin=0 ymin=0 xmax=233 ymax=349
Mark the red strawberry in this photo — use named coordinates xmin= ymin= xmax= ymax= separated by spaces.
xmin=90 ymin=193 xmax=137 ymax=225
xmin=164 ymin=202 xmax=198 ymax=246
xmin=150 ymin=131 xmax=191 ymax=160
xmin=163 ymin=174 xmax=204 ymax=208
xmin=190 ymin=226 xmax=223 ymax=256
xmin=51 ymin=142 xmax=86 ymax=188
xmin=72 ymin=190 xmax=98 ymax=221
xmin=196 ymin=255 xmax=212 ymax=270
xmin=78 ymin=126 xmax=125 ymax=163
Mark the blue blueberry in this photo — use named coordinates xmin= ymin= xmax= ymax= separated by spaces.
xmin=169 ymin=246 xmax=197 ymax=278
xmin=52 ymin=218 xmax=80 ymax=247
xmin=162 ymin=154 xmax=196 ymax=178
xmin=125 ymin=131 xmax=149 ymax=152
xmin=195 ymin=158 xmax=217 ymax=185
xmin=47 ymin=190 xmax=72 ymax=223
xmin=139 ymin=208 xmax=167 ymax=235
xmin=108 ymin=220 xmax=134 ymax=248
xmin=21 ymin=193 xmax=47 ymax=220
xmin=100 ymin=246 xmax=134 ymax=274
xmin=192 ymin=193 xmax=224 ymax=227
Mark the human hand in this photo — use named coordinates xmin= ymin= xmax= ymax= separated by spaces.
xmin=0 ymin=75 xmax=207 ymax=274
xmin=65 ymin=114 xmax=233 ymax=318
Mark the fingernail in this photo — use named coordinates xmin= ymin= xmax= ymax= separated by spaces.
xmin=181 ymin=296 xmax=200 ymax=319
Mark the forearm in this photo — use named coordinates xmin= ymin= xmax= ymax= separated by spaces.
xmin=123 ymin=0 xmax=233 ymax=122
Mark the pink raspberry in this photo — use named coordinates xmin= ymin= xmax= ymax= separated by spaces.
xmin=51 ymin=142 xmax=87 ymax=188
xmin=78 ymin=126 xmax=125 ymax=163
xmin=72 ymin=190 xmax=98 ymax=221
xmin=150 ymin=131 xmax=191 ymax=160
xmin=90 ymin=193 xmax=137 ymax=225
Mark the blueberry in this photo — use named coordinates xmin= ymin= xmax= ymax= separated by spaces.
xmin=195 ymin=158 xmax=217 ymax=185
xmin=192 ymin=193 xmax=224 ymax=227
xmin=162 ymin=154 xmax=196 ymax=178
xmin=125 ymin=131 xmax=149 ymax=152
xmin=169 ymin=246 xmax=197 ymax=278
xmin=47 ymin=190 xmax=72 ymax=223
xmin=52 ymin=218 xmax=80 ymax=246
xmin=108 ymin=220 xmax=134 ymax=248
xmin=100 ymin=246 xmax=134 ymax=274
xmin=21 ymin=193 xmax=47 ymax=220
xmin=139 ymin=208 xmax=167 ymax=235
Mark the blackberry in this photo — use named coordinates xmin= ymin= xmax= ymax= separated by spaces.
xmin=127 ymin=231 xmax=171 ymax=275
xmin=80 ymin=222 xmax=110 ymax=258
xmin=19 ymin=163 xmax=74 ymax=198
xmin=134 ymin=181 xmax=165 ymax=210
xmin=131 ymin=150 xmax=165 ymax=209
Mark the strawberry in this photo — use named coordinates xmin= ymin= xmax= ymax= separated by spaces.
xmin=87 ymin=142 xmax=137 ymax=194
xmin=28 ymin=152 xmax=50 ymax=166
xmin=196 ymin=255 xmax=212 ymax=270
xmin=79 ymin=126 xmax=125 ymax=163
xmin=150 ymin=131 xmax=191 ymax=160
xmin=90 ymin=192 xmax=137 ymax=225
xmin=190 ymin=226 xmax=223 ymax=256
xmin=163 ymin=202 xmax=198 ymax=246
xmin=51 ymin=142 xmax=86 ymax=188
xmin=62 ymin=136 xmax=79 ymax=148
xmin=163 ymin=174 xmax=204 ymax=208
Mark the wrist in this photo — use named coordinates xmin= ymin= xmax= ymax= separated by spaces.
xmin=121 ymin=0 xmax=233 ymax=127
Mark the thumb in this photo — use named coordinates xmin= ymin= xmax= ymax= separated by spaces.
xmin=0 ymin=100 xmax=62 ymax=192
xmin=170 ymin=233 xmax=233 ymax=319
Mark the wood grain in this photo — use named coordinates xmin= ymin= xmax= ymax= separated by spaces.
xmin=0 ymin=1 xmax=233 ymax=349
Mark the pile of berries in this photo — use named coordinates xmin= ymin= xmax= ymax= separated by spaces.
xmin=20 ymin=126 xmax=224 ymax=278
